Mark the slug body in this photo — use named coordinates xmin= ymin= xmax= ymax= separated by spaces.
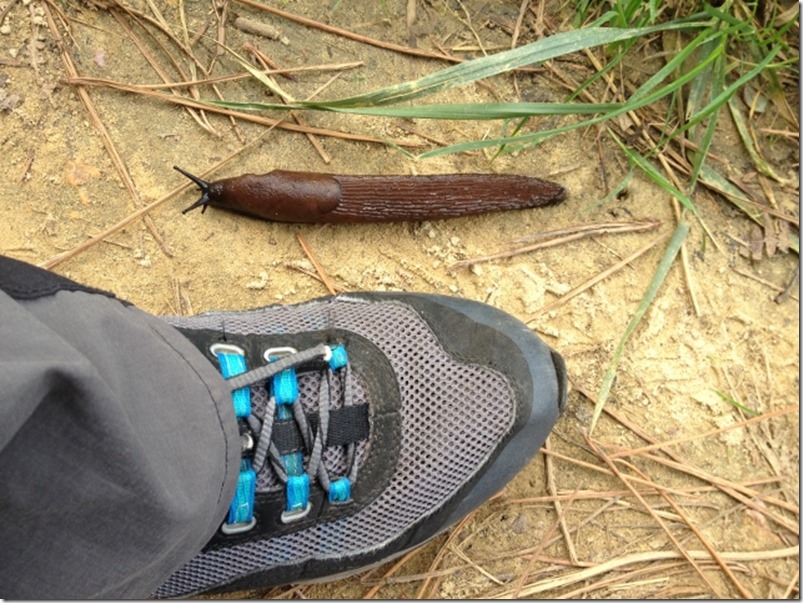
xmin=175 ymin=166 xmax=565 ymax=224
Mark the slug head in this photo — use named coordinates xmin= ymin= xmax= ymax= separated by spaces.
xmin=174 ymin=166 xmax=213 ymax=214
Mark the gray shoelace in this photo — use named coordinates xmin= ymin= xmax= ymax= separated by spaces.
xmin=227 ymin=343 xmax=358 ymax=506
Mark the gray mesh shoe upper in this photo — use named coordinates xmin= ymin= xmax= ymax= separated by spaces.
xmin=155 ymin=292 xmax=565 ymax=597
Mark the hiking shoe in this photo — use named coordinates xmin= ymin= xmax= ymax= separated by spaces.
xmin=155 ymin=292 xmax=567 ymax=597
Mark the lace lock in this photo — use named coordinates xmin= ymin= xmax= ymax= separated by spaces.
xmin=328 ymin=477 xmax=352 ymax=503
xmin=221 ymin=459 xmax=257 ymax=535
xmin=326 ymin=344 xmax=349 ymax=370
xmin=264 ymin=347 xmax=299 ymax=405
xmin=281 ymin=474 xmax=312 ymax=523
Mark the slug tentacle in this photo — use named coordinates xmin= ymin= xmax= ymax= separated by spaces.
xmin=174 ymin=166 xmax=214 ymax=214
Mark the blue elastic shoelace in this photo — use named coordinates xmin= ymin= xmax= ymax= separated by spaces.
xmin=212 ymin=342 xmax=355 ymax=534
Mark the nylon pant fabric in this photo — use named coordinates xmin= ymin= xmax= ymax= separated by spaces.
xmin=0 ymin=256 xmax=240 ymax=598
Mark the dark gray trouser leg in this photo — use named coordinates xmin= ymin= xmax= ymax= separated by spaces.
xmin=0 ymin=257 xmax=239 ymax=598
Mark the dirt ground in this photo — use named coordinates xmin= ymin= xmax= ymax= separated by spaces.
xmin=0 ymin=0 xmax=799 ymax=598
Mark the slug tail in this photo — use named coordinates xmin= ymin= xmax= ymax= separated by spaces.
xmin=174 ymin=166 xmax=212 ymax=214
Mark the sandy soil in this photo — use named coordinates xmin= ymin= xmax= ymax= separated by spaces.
xmin=0 ymin=0 xmax=798 ymax=598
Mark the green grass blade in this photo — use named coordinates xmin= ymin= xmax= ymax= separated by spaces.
xmin=702 ymin=2 xmax=747 ymax=28
xmin=308 ymin=25 xmax=696 ymax=108
xmin=686 ymin=39 xmax=726 ymax=192
xmin=715 ymin=389 xmax=760 ymax=417
xmin=688 ymin=103 xmax=720 ymax=193
xmin=418 ymin=38 xmax=726 ymax=158
xmin=685 ymin=43 xmax=715 ymax=122
xmin=209 ymin=100 xmax=622 ymax=119
xmin=230 ymin=22 xmax=709 ymax=112
xmin=589 ymin=223 xmax=690 ymax=434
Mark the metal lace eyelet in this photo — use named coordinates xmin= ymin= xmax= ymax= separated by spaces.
xmin=280 ymin=502 xmax=312 ymax=524
xmin=220 ymin=517 xmax=257 ymax=535
xmin=263 ymin=346 xmax=298 ymax=363
xmin=210 ymin=342 xmax=246 ymax=357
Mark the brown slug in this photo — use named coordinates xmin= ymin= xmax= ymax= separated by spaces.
xmin=175 ymin=166 xmax=566 ymax=224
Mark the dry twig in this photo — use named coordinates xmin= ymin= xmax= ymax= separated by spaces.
xmin=63 ymin=76 xmax=419 ymax=148
xmin=543 ymin=437 xmax=579 ymax=565
xmin=235 ymin=0 xmax=458 ymax=63
xmin=528 ymin=231 xmax=668 ymax=320
xmin=451 ymin=220 xmax=661 ymax=269
xmin=295 ymin=233 xmax=338 ymax=295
